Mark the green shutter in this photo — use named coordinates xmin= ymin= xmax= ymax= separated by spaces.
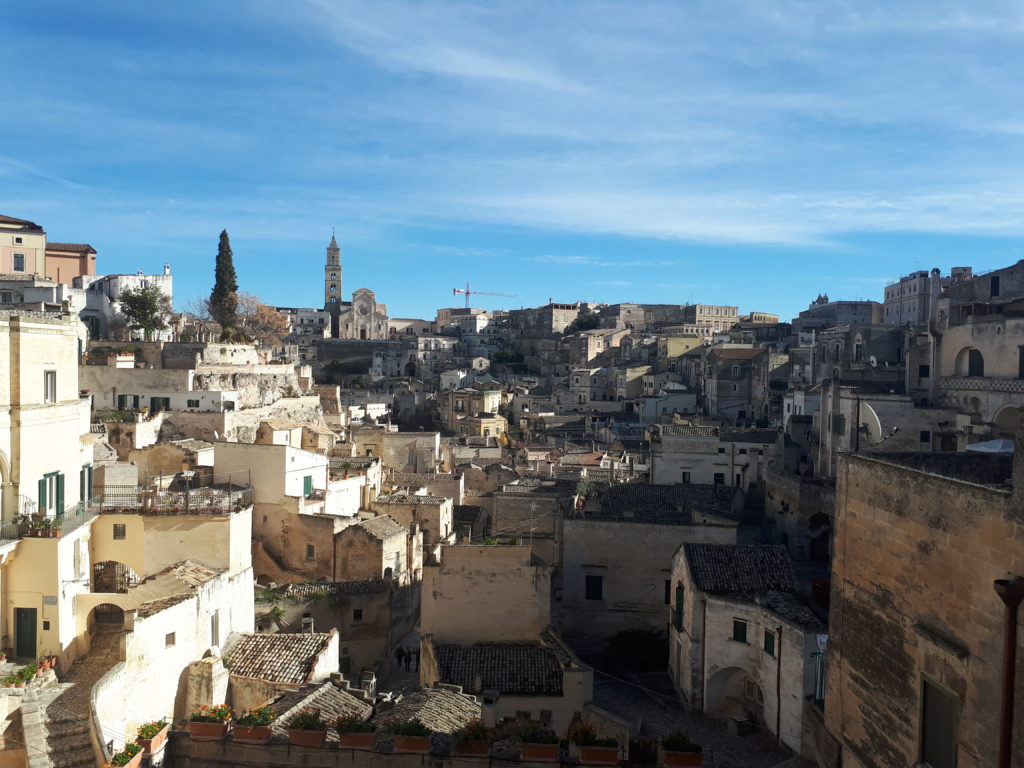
xmin=87 ymin=466 xmax=94 ymax=500
xmin=38 ymin=478 xmax=46 ymax=510
xmin=303 ymin=475 xmax=312 ymax=496
xmin=56 ymin=474 xmax=65 ymax=517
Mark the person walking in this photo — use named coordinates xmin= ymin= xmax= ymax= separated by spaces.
xmin=395 ymin=646 xmax=405 ymax=668
xmin=404 ymin=648 xmax=412 ymax=671
xmin=413 ymin=649 xmax=420 ymax=671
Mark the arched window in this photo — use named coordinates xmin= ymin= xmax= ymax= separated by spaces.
xmin=968 ymin=349 xmax=984 ymax=377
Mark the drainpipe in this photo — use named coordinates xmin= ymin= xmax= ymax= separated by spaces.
xmin=775 ymin=624 xmax=783 ymax=743
xmin=995 ymin=576 xmax=1024 ymax=768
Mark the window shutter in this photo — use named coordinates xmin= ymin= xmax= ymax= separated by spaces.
xmin=38 ymin=478 xmax=46 ymax=510
xmin=56 ymin=474 xmax=65 ymax=516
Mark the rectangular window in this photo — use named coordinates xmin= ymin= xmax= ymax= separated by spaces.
xmin=585 ymin=574 xmax=603 ymax=600
xmin=305 ymin=544 xmax=315 ymax=560
xmin=1019 ymin=347 xmax=1024 ymax=380
xmin=113 ymin=524 xmax=126 ymax=540
xmin=920 ymin=430 xmax=931 ymax=444
xmin=713 ymin=472 xmax=725 ymax=486
xmin=14 ymin=237 xmax=22 ymax=244
xmin=12 ymin=253 xmax=25 ymax=272
xmin=187 ymin=399 xmax=200 ymax=408
xmin=353 ymin=608 xmax=363 ymax=622
xmin=735 ymin=473 xmax=742 ymax=486
xmin=43 ymin=370 xmax=57 ymax=403
xmin=303 ymin=475 xmax=313 ymax=496
xmin=732 ymin=620 xmax=748 ymax=643
xmin=165 ymin=632 xmax=176 ymax=648
xmin=763 ymin=629 xmax=776 ymax=657
xmin=919 ymin=364 xmax=930 ymax=379
xmin=0 ymin=291 xmax=13 ymax=303
xmin=920 ymin=678 xmax=958 ymax=768
xmin=991 ymin=275 xmax=1000 ymax=297
xmin=681 ymin=471 xmax=690 ymax=483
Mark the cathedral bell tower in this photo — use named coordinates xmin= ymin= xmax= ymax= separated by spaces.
xmin=324 ymin=233 xmax=342 ymax=335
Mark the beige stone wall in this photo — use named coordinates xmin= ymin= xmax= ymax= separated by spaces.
xmin=421 ymin=544 xmax=551 ymax=644
xmin=334 ymin=526 xmax=406 ymax=583
xmin=825 ymin=452 xmax=1024 ymax=768
xmin=372 ymin=498 xmax=453 ymax=551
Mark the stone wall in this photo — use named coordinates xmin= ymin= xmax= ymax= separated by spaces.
xmin=160 ymin=396 xmax=323 ymax=443
xmin=764 ymin=470 xmax=835 ymax=562
xmin=824 ymin=451 xmax=1024 ymax=768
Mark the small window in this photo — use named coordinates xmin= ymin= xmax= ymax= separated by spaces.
xmin=681 ymin=471 xmax=691 ymax=483
xmin=920 ymin=430 xmax=931 ymax=444
xmin=717 ymin=447 xmax=725 ymax=454
xmin=14 ymin=237 xmax=22 ymax=244
xmin=732 ymin=620 xmax=748 ymax=643
xmin=714 ymin=472 xmax=725 ymax=486
xmin=353 ymin=608 xmax=363 ymax=622
xmin=585 ymin=574 xmax=603 ymax=600
xmin=919 ymin=364 xmax=930 ymax=379
xmin=0 ymin=291 xmax=13 ymax=303
xmin=187 ymin=399 xmax=200 ymax=408
xmin=165 ymin=632 xmax=176 ymax=647
xmin=738 ymin=448 xmax=747 ymax=455
xmin=113 ymin=524 xmax=126 ymax=540
xmin=763 ymin=629 xmax=776 ymax=657
xmin=305 ymin=544 xmax=315 ymax=560
xmin=43 ymin=370 xmax=57 ymax=403
xmin=664 ymin=580 xmax=671 ymax=605
xmin=991 ymin=275 xmax=1001 ymax=297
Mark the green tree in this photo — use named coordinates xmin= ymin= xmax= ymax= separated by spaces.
xmin=117 ymin=284 xmax=171 ymax=341
xmin=209 ymin=229 xmax=239 ymax=340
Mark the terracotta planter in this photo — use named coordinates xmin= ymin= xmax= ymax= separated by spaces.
xmin=189 ymin=721 xmax=229 ymax=741
xmin=122 ymin=752 xmax=143 ymax=768
xmin=233 ymin=724 xmax=272 ymax=744
xmin=338 ymin=732 xmax=378 ymax=750
xmin=662 ymin=750 xmax=703 ymax=767
xmin=392 ymin=735 xmax=431 ymax=754
xmin=454 ymin=739 xmax=490 ymax=756
xmin=520 ymin=742 xmax=559 ymax=762
xmin=289 ymin=729 xmax=327 ymax=748
xmin=579 ymin=745 xmax=620 ymax=765
xmin=15 ymin=682 xmax=25 ymax=689
xmin=138 ymin=724 xmax=170 ymax=756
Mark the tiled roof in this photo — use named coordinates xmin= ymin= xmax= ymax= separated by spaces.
xmin=684 ymin=544 xmax=796 ymax=595
xmin=453 ymin=505 xmax=486 ymax=524
xmin=46 ymin=242 xmax=96 ymax=253
xmin=720 ymin=428 xmax=778 ymax=445
xmin=170 ymin=438 xmax=214 ymax=453
xmin=434 ymin=644 xmax=563 ymax=696
xmin=560 ymin=452 xmax=604 ymax=466
xmin=589 ymin=483 xmax=735 ymax=524
xmin=0 ymin=214 xmax=41 ymax=228
xmin=372 ymin=687 xmax=482 ymax=734
xmin=225 ymin=631 xmax=335 ymax=684
xmin=377 ymin=493 xmax=448 ymax=505
xmin=271 ymin=681 xmax=373 ymax=739
xmin=658 ymin=425 xmax=718 ymax=437
xmin=137 ymin=593 xmax=193 ymax=618
xmin=259 ymin=418 xmax=303 ymax=430
xmin=709 ymin=347 xmax=764 ymax=360
xmin=271 ymin=579 xmax=391 ymax=599
xmin=353 ymin=515 xmax=407 ymax=540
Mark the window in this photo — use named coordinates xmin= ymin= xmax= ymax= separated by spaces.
xmin=738 ymin=448 xmax=747 ymax=455
xmin=210 ymin=610 xmax=220 ymax=646
xmin=717 ymin=447 xmax=725 ymax=454
xmin=743 ymin=677 xmax=764 ymax=705
xmin=165 ymin=632 xmax=176 ymax=648
xmin=353 ymin=608 xmax=363 ymax=622
xmin=991 ymin=275 xmax=1001 ymax=297
xmin=585 ymin=574 xmax=603 ymax=600
xmin=920 ymin=430 xmax=931 ymax=444
xmin=920 ymin=678 xmax=958 ymax=768
xmin=919 ymin=364 xmax=930 ymax=379
xmin=735 ymin=473 xmax=742 ymax=486
xmin=39 ymin=472 xmax=63 ymax=515
xmin=732 ymin=620 xmax=748 ymax=643
xmin=968 ymin=349 xmax=984 ymax=377
xmin=303 ymin=475 xmax=313 ymax=496
xmin=43 ymin=370 xmax=57 ymax=403
xmin=681 ymin=471 xmax=691 ymax=483
xmin=305 ymin=544 xmax=315 ymax=560
xmin=0 ymin=291 xmax=13 ymax=303
xmin=187 ymin=399 xmax=200 ymax=408
xmin=763 ymin=629 xmax=776 ymax=657
xmin=12 ymin=253 xmax=25 ymax=272
xmin=713 ymin=472 xmax=725 ymax=486
xmin=14 ymin=237 xmax=22 ymax=244
xmin=1019 ymin=347 xmax=1024 ymax=379
xmin=664 ymin=580 xmax=671 ymax=605
xmin=113 ymin=524 xmax=126 ymax=540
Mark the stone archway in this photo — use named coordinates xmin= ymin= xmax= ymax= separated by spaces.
xmin=92 ymin=561 xmax=140 ymax=593
xmin=706 ymin=666 xmax=762 ymax=722
xmin=90 ymin=603 xmax=125 ymax=630
xmin=993 ymin=405 xmax=1023 ymax=438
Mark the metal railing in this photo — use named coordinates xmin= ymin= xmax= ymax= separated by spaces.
xmin=90 ymin=476 xmax=253 ymax=515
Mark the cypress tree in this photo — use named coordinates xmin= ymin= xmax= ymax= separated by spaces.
xmin=209 ymin=229 xmax=239 ymax=339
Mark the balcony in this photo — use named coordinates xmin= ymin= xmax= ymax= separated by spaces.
xmin=940 ymin=376 xmax=1024 ymax=394
xmin=90 ymin=473 xmax=254 ymax=515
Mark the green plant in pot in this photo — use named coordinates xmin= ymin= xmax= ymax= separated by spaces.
xmin=288 ymin=707 xmax=329 ymax=748
xmin=384 ymin=718 xmax=432 ymax=754
xmin=336 ymin=714 xmax=378 ymax=750
xmin=661 ymin=730 xmax=703 ymax=767
xmin=453 ymin=720 xmax=491 ymax=756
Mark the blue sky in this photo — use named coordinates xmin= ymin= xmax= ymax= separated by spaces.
xmin=2 ymin=1 xmax=1023 ymax=322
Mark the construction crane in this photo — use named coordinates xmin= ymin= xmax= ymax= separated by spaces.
xmin=452 ymin=281 xmax=517 ymax=308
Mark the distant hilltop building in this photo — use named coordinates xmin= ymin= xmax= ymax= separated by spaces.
xmin=323 ymin=234 xmax=388 ymax=340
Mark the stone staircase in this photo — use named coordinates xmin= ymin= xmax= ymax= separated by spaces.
xmin=38 ymin=630 xmax=123 ymax=768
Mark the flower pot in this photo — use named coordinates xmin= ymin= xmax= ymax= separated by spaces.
xmin=189 ymin=721 xmax=229 ymax=741
xmin=580 ymin=746 xmax=620 ymax=765
xmin=454 ymin=740 xmax=490 ymax=756
xmin=15 ymin=682 xmax=25 ymax=689
xmin=520 ymin=742 xmax=559 ymax=762
xmin=139 ymin=724 xmax=171 ymax=756
xmin=338 ymin=732 xmax=378 ymax=750
xmin=233 ymin=724 xmax=272 ymax=744
xmin=663 ymin=751 xmax=703 ymax=767
xmin=122 ymin=752 xmax=143 ymax=768
xmin=392 ymin=735 xmax=431 ymax=754
xmin=288 ymin=729 xmax=327 ymax=748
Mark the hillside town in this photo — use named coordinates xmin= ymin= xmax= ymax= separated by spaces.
xmin=1 ymin=211 xmax=1021 ymax=768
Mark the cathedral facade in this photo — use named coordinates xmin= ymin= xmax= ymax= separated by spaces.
xmin=323 ymin=235 xmax=389 ymax=339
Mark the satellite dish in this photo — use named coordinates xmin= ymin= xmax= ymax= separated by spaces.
xmin=869 ymin=355 xmax=877 ymax=367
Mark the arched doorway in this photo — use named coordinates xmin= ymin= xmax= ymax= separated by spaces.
xmin=90 ymin=603 xmax=125 ymax=630
xmin=360 ymin=328 xmax=367 ymax=340
xmin=706 ymin=666 xmax=763 ymax=722
xmin=956 ymin=347 xmax=985 ymax=377
xmin=993 ymin=406 xmax=1023 ymax=439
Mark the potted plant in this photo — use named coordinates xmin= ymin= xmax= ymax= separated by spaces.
xmin=22 ymin=664 xmax=38 ymax=681
xmin=109 ymin=742 xmax=143 ymax=768
xmin=453 ymin=720 xmax=491 ymax=756
xmin=2 ymin=675 xmax=18 ymax=688
xmin=335 ymin=714 xmax=377 ymax=750
xmin=234 ymin=705 xmax=276 ymax=744
xmin=661 ymin=730 xmax=703 ymax=767
xmin=137 ymin=720 xmax=170 ymax=756
xmin=568 ymin=723 xmax=619 ymax=765
xmin=50 ymin=518 xmax=62 ymax=538
xmin=37 ymin=656 xmax=50 ymax=672
xmin=189 ymin=704 xmax=233 ymax=740
xmin=514 ymin=723 xmax=560 ymax=762
xmin=287 ymin=707 xmax=328 ymax=748
xmin=382 ymin=718 xmax=432 ymax=754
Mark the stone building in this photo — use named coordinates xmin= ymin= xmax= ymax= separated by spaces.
xmin=703 ymin=347 xmax=767 ymax=421
xmin=372 ymin=492 xmax=454 ymax=552
xmin=668 ymin=543 xmax=825 ymax=755
xmin=322 ymin=236 xmax=389 ymax=340
xmin=45 ymin=241 xmax=97 ymax=284
xmin=0 ymin=213 xmax=48 ymax=275
xmin=819 ymin=448 xmax=1024 ymax=768
xmin=649 ymin=424 xmax=776 ymax=491
xmin=681 ymin=304 xmax=739 ymax=334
